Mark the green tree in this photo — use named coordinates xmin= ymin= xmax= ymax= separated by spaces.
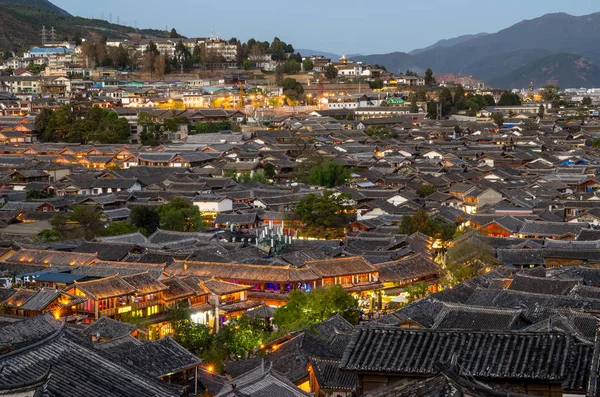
xmin=404 ymin=281 xmax=430 ymax=303
xmin=26 ymin=62 xmax=44 ymax=75
xmin=497 ymin=91 xmax=521 ymax=106
xmin=243 ymin=58 xmax=253 ymax=70
xmin=273 ymin=285 xmax=358 ymax=329
xmin=365 ymin=125 xmax=398 ymax=139
xmin=48 ymin=212 xmax=70 ymax=240
xmin=399 ymin=210 xmax=456 ymax=241
xmin=308 ymin=160 xmax=350 ymax=188
xmin=453 ymin=85 xmax=465 ymax=105
xmin=540 ymin=85 xmax=560 ymax=102
xmin=582 ymin=97 xmax=593 ymax=107
xmin=491 ymin=112 xmax=505 ymax=128
xmin=593 ymin=138 xmax=600 ymax=148
xmin=424 ymin=68 xmax=435 ymax=85
xmin=194 ymin=121 xmax=232 ymax=134
xmin=263 ymin=163 xmax=276 ymax=179
xmin=280 ymin=77 xmax=304 ymax=102
xmin=410 ymin=97 xmax=419 ymax=113
xmin=169 ymin=28 xmax=184 ymax=38
xmin=25 ymin=189 xmax=48 ymax=201
xmin=324 ymin=64 xmax=338 ymax=80
xmin=294 ymin=191 xmax=352 ymax=229
xmin=156 ymin=197 xmax=202 ymax=232
xmin=538 ymin=104 xmax=545 ymax=118
xmin=369 ymin=78 xmax=384 ymax=89
xmin=174 ymin=40 xmax=193 ymax=72
xmin=302 ymin=58 xmax=314 ymax=72
xmin=282 ymin=58 xmax=301 ymax=74
xmin=49 ymin=206 xmax=104 ymax=241
xmin=445 ymin=239 xmax=498 ymax=286
xmin=101 ymin=222 xmax=141 ymax=237
xmin=216 ymin=316 xmax=266 ymax=359
xmin=70 ymin=205 xmax=104 ymax=240
xmin=129 ymin=206 xmax=161 ymax=234
xmin=416 ymin=184 xmax=436 ymax=198
xmin=439 ymin=88 xmax=453 ymax=115
xmin=169 ymin=302 xmax=214 ymax=357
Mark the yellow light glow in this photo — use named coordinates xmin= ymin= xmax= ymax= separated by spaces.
xmin=207 ymin=365 xmax=214 ymax=373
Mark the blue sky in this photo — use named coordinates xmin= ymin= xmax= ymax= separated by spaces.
xmin=52 ymin=0 xmax=599 ymax=55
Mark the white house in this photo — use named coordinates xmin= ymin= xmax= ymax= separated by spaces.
xmin=193 ymin=195 xmax=233 ymax=214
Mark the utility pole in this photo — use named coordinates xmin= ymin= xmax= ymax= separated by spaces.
xmin=40 ymin=26 xmax=47 ymax=46
xmin=50 ymin=27 xmax=57 ymax=44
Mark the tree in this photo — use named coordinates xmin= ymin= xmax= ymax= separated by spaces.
xmin=294 ymin=191 xmax=352 ymax=229
xmin=169 ymin=28 xmax=184 ymax=39
xmin=538 ymin=104 xmax=545 ymax=118
xmin=410 ymin=97 xmax=419 ymax=113
xmin=26 ymin=190 xmax=48 ymax=201
xmin=453 ymin=85 xmax=465 ymax=105
xmin=424 ymin=68 xmax=435 ymax=86
xmin=439 ymin=88 xmax=453 ymax=115
xmin=174 ymin=40 xmax=192 ymax=72
xmin=282 ymin=58 xmax=302 ymax=74
xmin=49 ymin=205 xmax=104 ymax=241
xmin=308 ymin=160 xmax=350 ymax=188
xmin=445 ymin=238 xmax=498 ymax=286
xmin=369 ymin=78 xmax=383 ymax=89
xmin=101 ymin=222 xmax=141 ymax=237
xmin=26 ymin=62 xmax=44 ymax=75
xmin=70 ymin=205 xmax=104 ymax=240
xmin=130 ymin=206 xmax=161 ymax=234
xmin=280 ymin=77 xmax=304 ymax=103
xmin=522 ymin=118 xmax=539 ymax=131
xmin=404 ymin=281 xmax=430 ymax=303
xmin=491 ymin=112 xmax=505 ymax=128
xmin=273 ymin=285 xmax=359 ymax=330
xmin=302 ymin=58 xmax=314 ymax=72
xmin=169 ymin=302 xmax=214 ymax=356
xmin=540 ymin=85 xmax=560 ymax=102
xmin=324 ymin=64 xmax=338 ymax=80
xmin=156 ymin=197 xmax=202 ymax=232
xmin=365 ymin=125 xmax=398 ymax=139
xmin=263 ymin=163 xmax=276 ymax=179
xmin=416 ymin=184 xmax=436 ymax=198
xmin=582 ymin=97 xmax=593 ymax=107
xmin=194 ymin=121 xmax=232 ymax=134
xmin=243 ymin=58 xmax=253 ymax=70
xmin=497 ymin=91 xmax=521 ymax=106
xmin=216 ymin=316 xmax=266 ymax=359
xmin=399 ymin=210 xmax=456 ymax=242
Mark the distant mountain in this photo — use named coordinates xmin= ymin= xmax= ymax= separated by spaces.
xmin=409 ymin=33 xmax=488 ymax=55
xmin=0 ymin=0 xmax=70 ymax=16
xmin=296 ymin=49 xmax=340 ymax=60
xmin=489 ymin=53 xmax=600 ymax=89
xmin=0 ymin=0 xmax=168 ymax=50
xmin=352 ymin=12 xmax=600 ymax=88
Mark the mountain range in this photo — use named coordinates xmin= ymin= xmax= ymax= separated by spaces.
xmin=2 ymin=2 xmax=600 ymax=89
xmin=0 ymin=0 xmax=167 ymax=51
xmin=352 ymin=12 xmax=600 ymax=89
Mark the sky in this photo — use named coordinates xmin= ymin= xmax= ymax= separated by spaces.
xmin=51 ymin=0 xmax=600 ymax=55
